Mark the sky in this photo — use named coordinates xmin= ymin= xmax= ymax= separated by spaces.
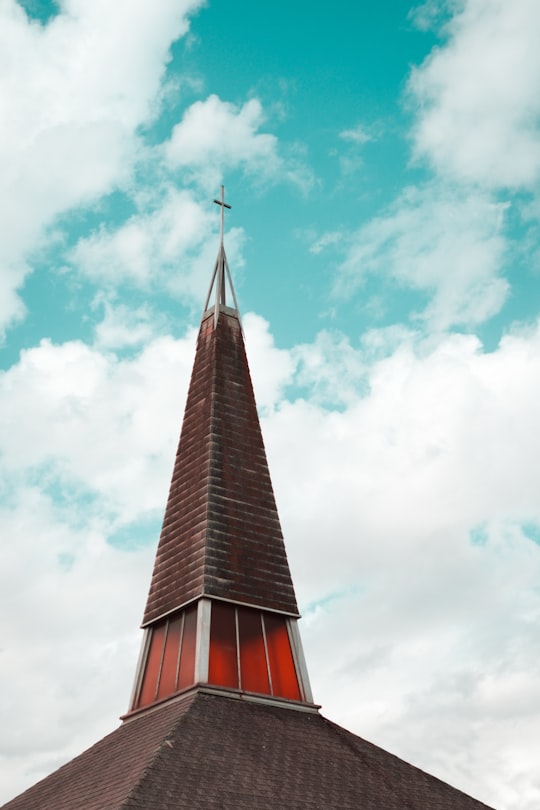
xmin=0 ymin=0 xmax=540 ymax=807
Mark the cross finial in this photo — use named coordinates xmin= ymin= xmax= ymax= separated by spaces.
xmin=213 ymin=185 xmax=231 ymax=246
xmin=204 ymin=186 xmax=241 ymax=329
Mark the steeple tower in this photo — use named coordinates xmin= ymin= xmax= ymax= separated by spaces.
xmin=128 ymin=188 xmax=313 ymax=713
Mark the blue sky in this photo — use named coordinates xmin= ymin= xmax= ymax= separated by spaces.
xmin=6 ymin=0 xmax=440 ymax=358
xmin=1 ymin=1 xmax=540 ymax=808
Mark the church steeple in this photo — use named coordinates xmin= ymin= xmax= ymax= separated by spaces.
xmin=128 ymin=189 xmax=313 ymax=714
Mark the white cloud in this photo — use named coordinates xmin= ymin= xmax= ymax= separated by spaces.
xmin=92 ymin=300 xmax=167 ymax=350
xmin=408 ymin=0 xmax=447 ymax=32
xmin=409 ymin=0 xmax=540 ymax=190
xmin=70 ymin=187 xmax=213 ymax=292
xmin=0 ymin=333 xmax=196 ymax=523
xmin=326 ymin=0 xmax=540 ymax=335
xmin=291 ymin=328 xmax=368 ymax=406
xmin=333 ymin=184 xmax=510 ymax=330
xmin=263 ymin=320 xmax=540 ymax=809
xmin=0 ymin=483 xmax=152 ymax=799
xmin=333 ymin=122 xmax=375 ymax=179
xmin=269 ymin=324 xmax=540 ymax=597
xmin=309 ymin=230 xmax=343 ymax=255
xmin=68 ymin=185 xmax=249 ymax=305
xmin=165 ymin=94 xmax=313 ymax=190
xmin=166 ymin=95 xmax=276 ymax=169
xmin=0 ymin=262 xmax=28 ymax=339
xmin=0 ymin=0 xmax=203 ymax=331
xmin=243 ymin=313 xmax=296 ymax=411
xmin=0 ymin=1 xmax=313 ymax=340
xmin=339 ymin=124 xmax=372 ymax=145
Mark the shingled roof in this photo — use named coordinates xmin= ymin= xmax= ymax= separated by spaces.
xmin=2 ymin=691 xmax=494 ymax=810
xmin=143 ymin=305 xmax=298 ymax=625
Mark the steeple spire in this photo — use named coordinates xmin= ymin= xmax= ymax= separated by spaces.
xmin=203 ymin=185 xmax=240 ymax=327
xmin=128 ymin=189 xmax=313 ymax=714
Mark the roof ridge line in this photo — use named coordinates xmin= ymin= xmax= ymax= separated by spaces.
xmin=201 ymin=327 xmax=218 ymax=591
xmin=319 ymin=713 xmax=496 ymax=810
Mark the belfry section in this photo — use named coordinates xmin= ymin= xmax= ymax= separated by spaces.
xmin=131 ymin=600 xmax=310 ymax=711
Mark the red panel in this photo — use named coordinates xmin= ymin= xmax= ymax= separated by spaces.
xmin=156 ymin=613 xmax=183 ymax=701
xmin=208 ymin=602 xmax=239 ymax=689
xmin=264 ymin=614 xmax=301 ymax=701
xmin=178 ymin=604 xmax=197 ymax=689
xmin=137 ymin=623 xmax=166 ymax=708
xmin=238 ymin=608 xmax=270 ymax=694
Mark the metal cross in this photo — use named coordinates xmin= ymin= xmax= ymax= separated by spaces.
xmin=213 ymin=185 xmax=231 ymax=245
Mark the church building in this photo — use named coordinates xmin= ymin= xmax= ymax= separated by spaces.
xmin=3 ymin=190 xmax=495 ymax=810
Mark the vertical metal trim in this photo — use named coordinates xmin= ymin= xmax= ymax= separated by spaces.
xmin=128 ymin=627 xmax=151 ymax=711
xmin=215 ymin=254 xmax=223 ymax=327
xmin=195 ymin=599 xmax=211 ymax=683
xmin=224 ymin=254 xmax=241 ymax=324
xmin=203 ymin=258 xmax=219 ymax=314
xmin=174 ymin=611 xmax=186 ymax=692
xmin=260 ymin=613 xmax=274 ymax=696
xmin=154 ymin=619 xmax=169 ymax=701
xmin=287 ymin=619 xmax=314 ymax=703
xmin=235 ymin=607 xmax=241 ymax=690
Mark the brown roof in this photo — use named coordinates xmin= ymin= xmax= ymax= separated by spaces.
xmin=143 ymin=307 xmax=298 ymax=625
xmin=1 ymin=691 xmax=495 ymax=810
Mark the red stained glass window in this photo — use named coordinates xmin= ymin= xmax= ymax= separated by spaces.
xmin=208 ymin=602 xmax=239 ymax=689
xmin=238 ymin=608 xmax=270 ymax=694
xmin=137 ymin=622 xmax=166 ymax=708
xmin=156 ymin=613 xmax=183 ymax=701
xmin=264 ymin=613 xmax=301 ymax=701
xmin=134 ymin=603 xmax=305 ymax=710
xmin=178 ymin=604 xmax=197 ymax=689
